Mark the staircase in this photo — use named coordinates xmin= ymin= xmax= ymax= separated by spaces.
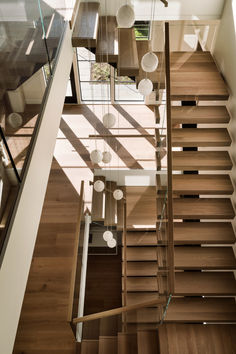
xmin=0 ymin=10 xmax=63 ymax=92
xmin=156 ymin=82 xmax=236 ymax=322
xmin=79 ymin=323 xmax=236 ymax=353
xmin=71 ymin=7 xmax=236 ymax=353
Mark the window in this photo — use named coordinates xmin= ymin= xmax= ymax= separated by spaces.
xmin=134 ymin=21 xmax=150 ymax=40
xmin=77 ymin=48 xmax=110 ymax=101
xmin=77 ymin=44 xmax=146 ymax=102
xmin=114 ymin=69 xmax=143 ymax=102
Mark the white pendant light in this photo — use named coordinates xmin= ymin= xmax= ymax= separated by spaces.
xmin=138 ymin=78 xmax=153 ymax=96
xmin=94 ymin=180 xmax=105 ymax=192
xmin=107 ymin=238 xmax=117 ymax=248
xmin=7 ymin=112 xmax=23 ymax=129
xmin=141 ymin=52 xmax=159 ymax=72
xmin=90 ymin=149 xmax=103 ymax=164
xmin=113 ymin=189 xmax=123 ymax=201
xmin=116 ymin=4 xmax=135 ymax=28
xmin=103 ymin=113 xmax=116 ymax=129
xmin=103 ymin=230 xmax=113 ymax=242
xmin=102 ymin=151 xmax=112 ymax=164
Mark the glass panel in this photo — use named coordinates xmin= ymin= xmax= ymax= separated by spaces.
xmin=79 ymin=62 xmax=110 ymax=82
xmin=77 ymin=47 xmax=95 ymax=61
xmin=0 ymin=130 xmax=20 ymax=254
xmin=38 ymin=0 xmax=65 ymax=72
xmin=0 ymin=0 xmax=66 ymax=256
xmin=80 ymin=82 xmax=110 ymax=101
xmin=115 ymin=83 xmax=143 ymax=101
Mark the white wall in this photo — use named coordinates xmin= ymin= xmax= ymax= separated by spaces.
xmin=151 ymin=20 xmax=219 ymax=52
xmin=91 ymin=0 xmax=225 ymax=20
xmin=212 ymin=0 xmax=236 ymax=240
xmin=0 ymin=23 xmax=73 ymax=354
xmin=22 ymin=69 xmax=47 ymax=105
xmin=94 ymin=169 xmax=157 ymax=186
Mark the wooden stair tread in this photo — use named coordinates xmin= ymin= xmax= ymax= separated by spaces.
xmin=123 ymin=276 xmax=158 ymax=292
xmin=158 ymin=324 xmax=236 ymax=354
xmin=125 ymin=247 xmax=157 ymax=261
xmin=169 ymin=52 xmax=229 ymax=100
xmin=172 ymin=151 xmax=232 ymax=171
xmin=126 ymin=308 xmax=160 ymax=324
xmin=104 ymin=181 xmax=117 ymax=226
xmin=172 ymin=198 xmax=235 ymax=219
xmin=72 ymin=2 xmax=100 ymax=47
xmin=137 ymin=330 xmax=159 ymax=354
xmin=171 ymin=128 xmax=231 ymax=147
xmin=96 ymin=16 xmax=118 ymax=63
xmin=171 ymin=106 xmax=230 ymax=124
xmin=91 ymin=176 xmax=105 ymax=221
xmin=98 ymin=336 xmax=117 ymax=354
xmin=171 ymin=71 xmax=229 ymax=101
xmin=126 ymin=323 xmax=159 ymax=332
xmin=81 ymin=339 xmax=99 ymax=354
xmin=118 ymin=333 xmax=137 ymax=354
xmin=174 ymin=246 xmax=236 ymax=269
xmin=173 ymin=222 xmax=235 ymax=244
xmin=125 ymin=262 xmax=157 ymax=276
xmin=172 ymin=174 xmax=233 ymax=195
xmin=125 ymin=231 xmax=157 ymax=246
xmin=174 ymin=271 xmax=236 ymax=295
xmin=118 ymin=28 xmax=139 ymax=77
xmin=126 ymin=292 xmax=160 ymax=306
xmin=170 ymin=51 xmax=215 ymax=66
xmin=165 ymin=297 xmax=236 ymax=322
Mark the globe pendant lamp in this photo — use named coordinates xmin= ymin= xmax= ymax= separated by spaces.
xmin=102 ymin=151 xmax=112 ymax=164
xmin=138 ymin=78 xmax=153 ymax=96
xmin=90 ymin=149 xmax=103 ymax=164
xmin=94 ymin=180 xmax=105 ymax=192
xmin=113 ymin=189 xmax=123 ymax=201
xmin=116 ymin=4 xmax=135 ymax=28
xmin=103 ymin=230 xmax=113 ymax=242
xmin=7 ymin=112 xmax=23 ymax=129
xmin=141 ymin=52 xmax=159 ymax=72
xmin=103 ymin=113 xmax=116 ymax=129
xmin=107 ymin=238 xmax=117 ymax=248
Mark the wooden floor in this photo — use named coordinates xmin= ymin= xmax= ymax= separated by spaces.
xmin=13 ymin=159 xmax=79 ymax=354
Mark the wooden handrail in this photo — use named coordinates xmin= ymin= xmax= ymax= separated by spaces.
xmin=165 ymin=22 xmax=175 ymax=294
xmin=72 ymin=297 xmax=166 ymax=324
xmin=67 ymin=180 xmax=85 ymax=322
xmin=69 ymin=0 xmax=81 ymax=30
xmin=123 ymin=201 xmax=127 ymax=331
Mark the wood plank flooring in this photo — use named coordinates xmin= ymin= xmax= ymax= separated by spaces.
xmin=13 ymin=159 xmax=79 ymax=353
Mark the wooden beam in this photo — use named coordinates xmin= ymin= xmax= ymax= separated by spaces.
xmin=72 ymin=297 xmax=166 ymax=324
xmin=123 ymin=201 xmax=127 ymax=331
xmin=89 ymin=134 xmax=155 ymax=138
